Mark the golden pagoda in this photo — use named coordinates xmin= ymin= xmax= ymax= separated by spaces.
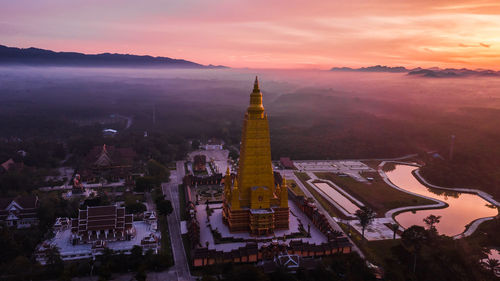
xmin=222 ymin=77 xmax=289 ymax=236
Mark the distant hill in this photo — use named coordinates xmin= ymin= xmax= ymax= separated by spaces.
xmin=0 ymin=45 xmax=228 ymax=69
xmin=408 ymin=68 xmax=500 ymax=78
xmin=330 ymin=65 xmax=408 ymax=73
xmin=331 ymin=64 xmax=500 ymax=77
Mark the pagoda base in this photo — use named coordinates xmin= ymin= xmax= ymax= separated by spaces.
xmin=222 ymin=203 xmax=289 ymax=236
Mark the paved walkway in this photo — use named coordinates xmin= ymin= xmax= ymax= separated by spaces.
xmin=306 ymin=172 xmax=364 ymax=218
xmin=280 ymin=170 xmax=365 ymax=258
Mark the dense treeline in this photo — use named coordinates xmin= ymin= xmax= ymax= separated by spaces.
xmin=368 ymin=221 xmax=500 ymax=281
xmin=2 ymin=72 xmax=500 ymax=199
xmin=0 ymin=193 xmax=79 ymax=280
xmin=199 ymin=253 xmax=377 ymax=281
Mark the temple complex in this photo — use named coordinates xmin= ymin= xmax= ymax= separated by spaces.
xmin=223 ymin=77 xmax=289 ymax=236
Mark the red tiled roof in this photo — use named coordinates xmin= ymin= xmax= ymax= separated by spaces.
xmin=87 ymin=206 xmax=116 ymax=217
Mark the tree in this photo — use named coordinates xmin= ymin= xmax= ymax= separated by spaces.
xmin=45 ymin=245 xmax=64 ymax=277
xmin=401 ymin=225 xmax=428 ymax=274
xmin=130 ymin=245 xmax=144 ymax=270
xmin=135 ymin=267 xmax=147 ymax=281
xmin=192 ymin=140 xmax=200 ymax=150
xmin=147 ymin=159 xmax=170 ymax=182
xmin=97 ymin=264 xmax=112 ymax=281
xmin=8 ymin=255 xmax=33 ymax=277
xmin=482 ymin=258 xmax=499 ymax=276
xmin=355 ymin=206 xmax=375 ymax=240
xmin=156 ymin=199 xmax=173 ymax=216
xmin=124 ymin=194 xmax=147 ymax=214
xmin=223 ymin=264 xmax=270 ymax=281
xmin=390 ymin=223 xmax=399 ymax=240
xmin=201 ymin=274 xmax=218 ymax=281
xmin=423 ymin=214 xmax=441 ymax=233
xmin=135 ymin=176 xmax=158 ymax=192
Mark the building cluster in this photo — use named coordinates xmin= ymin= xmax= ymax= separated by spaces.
xmin=183 ymin=184 xmax=201 ymax=247
xmin=183 ymin=173 xmax=223 ymax=186
xmin=0 ymin=158 xmax=24 ymax=174
xmin=192 ymin=238 xmax=352 ymax=268
xmin=35 ymin=206 xmax=161 ymax=264
xmin=202 ymin=138 xmax=224 ymax=150
xmin=279 ymin=157 xmax=296 ymax=170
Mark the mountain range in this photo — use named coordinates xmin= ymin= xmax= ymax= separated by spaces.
xmin=0 ymin=45 xmax=227 ymax=69
xmin=331 ymin=65 xmax=500 ymax=77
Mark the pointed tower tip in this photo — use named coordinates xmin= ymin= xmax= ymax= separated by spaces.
xmin=253 ymin=76 xmax=260 ymax=92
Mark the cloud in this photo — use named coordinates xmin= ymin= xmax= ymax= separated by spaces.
xmin=459 ymin=42 xmax=491 ymax=48
xmin=1 ymin=0 xmax=500 ymax=69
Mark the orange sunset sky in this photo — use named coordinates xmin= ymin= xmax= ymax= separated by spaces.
xmin=1 ymin=0 xmax=500 ymax=69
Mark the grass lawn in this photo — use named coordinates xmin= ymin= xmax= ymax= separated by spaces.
xmin=287 ymin=179 xmax=305 ymax=196
xmin=178 ymin=184 xmax=188 ymax=221
xmin=115 ymin=192 xmax=145 ymax=203
xmin=315 ymin=172 xmax=434 ymax=217
xmin=364 ymin=239 xmax=401 ymax=268
xmin=294 ymin=172 xmax=343 ymax=218
xmin=158 ymin=214 xmax=174 ymax=267
xmin=362 ymin=160 xmax=382 ymax=169
xmin=465 ymin=217 xmax=500 ymax=250
xmin=295 ymin=172 xmax=311 ymax=182
xmin=338 ymin=220 xmax=400 ymax=268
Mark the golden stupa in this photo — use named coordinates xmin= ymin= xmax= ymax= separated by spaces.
xmin=222 ymin=77 xmax=289 ymax=236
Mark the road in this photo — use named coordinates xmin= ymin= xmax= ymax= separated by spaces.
xmin=160 ymin=161 xmax=192 ymax=281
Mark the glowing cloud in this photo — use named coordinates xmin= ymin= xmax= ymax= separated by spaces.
xmin=1 ymin=0 xmax=500 ymax=69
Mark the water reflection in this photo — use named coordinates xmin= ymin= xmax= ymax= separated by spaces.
xmin=314 ymin=182 xmax=360 ymax=214
xmin=386 ymin=164 xmax=498 ymax=236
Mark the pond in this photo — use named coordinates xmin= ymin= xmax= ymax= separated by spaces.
xmin=314 ymin=182 xmax=360 ymax=214
xmin=385 ymin=164 xmax=498 ymax=236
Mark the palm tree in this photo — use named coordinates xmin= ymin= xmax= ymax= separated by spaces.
xmin=423 ymin=214 xmax=441 ymax=233
xmin=390 ymin=223 xmax=399 ymax=239
xmin=483 ymin=258 xmax=499 ymax=276
xmin=355 ymin=206 xmax=376 ymax=240
xmin=401 ymin=225 xmax=428 ymax=274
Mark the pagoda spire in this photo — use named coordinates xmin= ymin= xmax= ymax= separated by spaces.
xmin=253 ymin=76 xmax=260 ymax=92
xmin=248 ymin=76 xmax=264 ymax=117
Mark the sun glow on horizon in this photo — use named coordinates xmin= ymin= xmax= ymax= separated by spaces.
xmin=1 ymin=0 xmax=500 ymax=69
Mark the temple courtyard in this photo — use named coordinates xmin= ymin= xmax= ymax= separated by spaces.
xmin=194 ymin=200 xmax=328 ymax=252
xmin=37 ymin=221 xmax=159 ymax=263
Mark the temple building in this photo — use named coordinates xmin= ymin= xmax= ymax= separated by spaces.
xmin=71 ymin=205 xmax=134 ymax=243
xmin=223 ymin=77 xmax=289 ymax=236
xmin=0 ymin=195 xmax=39 ymax=228
xmin=80 ymin=144 xmax=137 ymax=183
